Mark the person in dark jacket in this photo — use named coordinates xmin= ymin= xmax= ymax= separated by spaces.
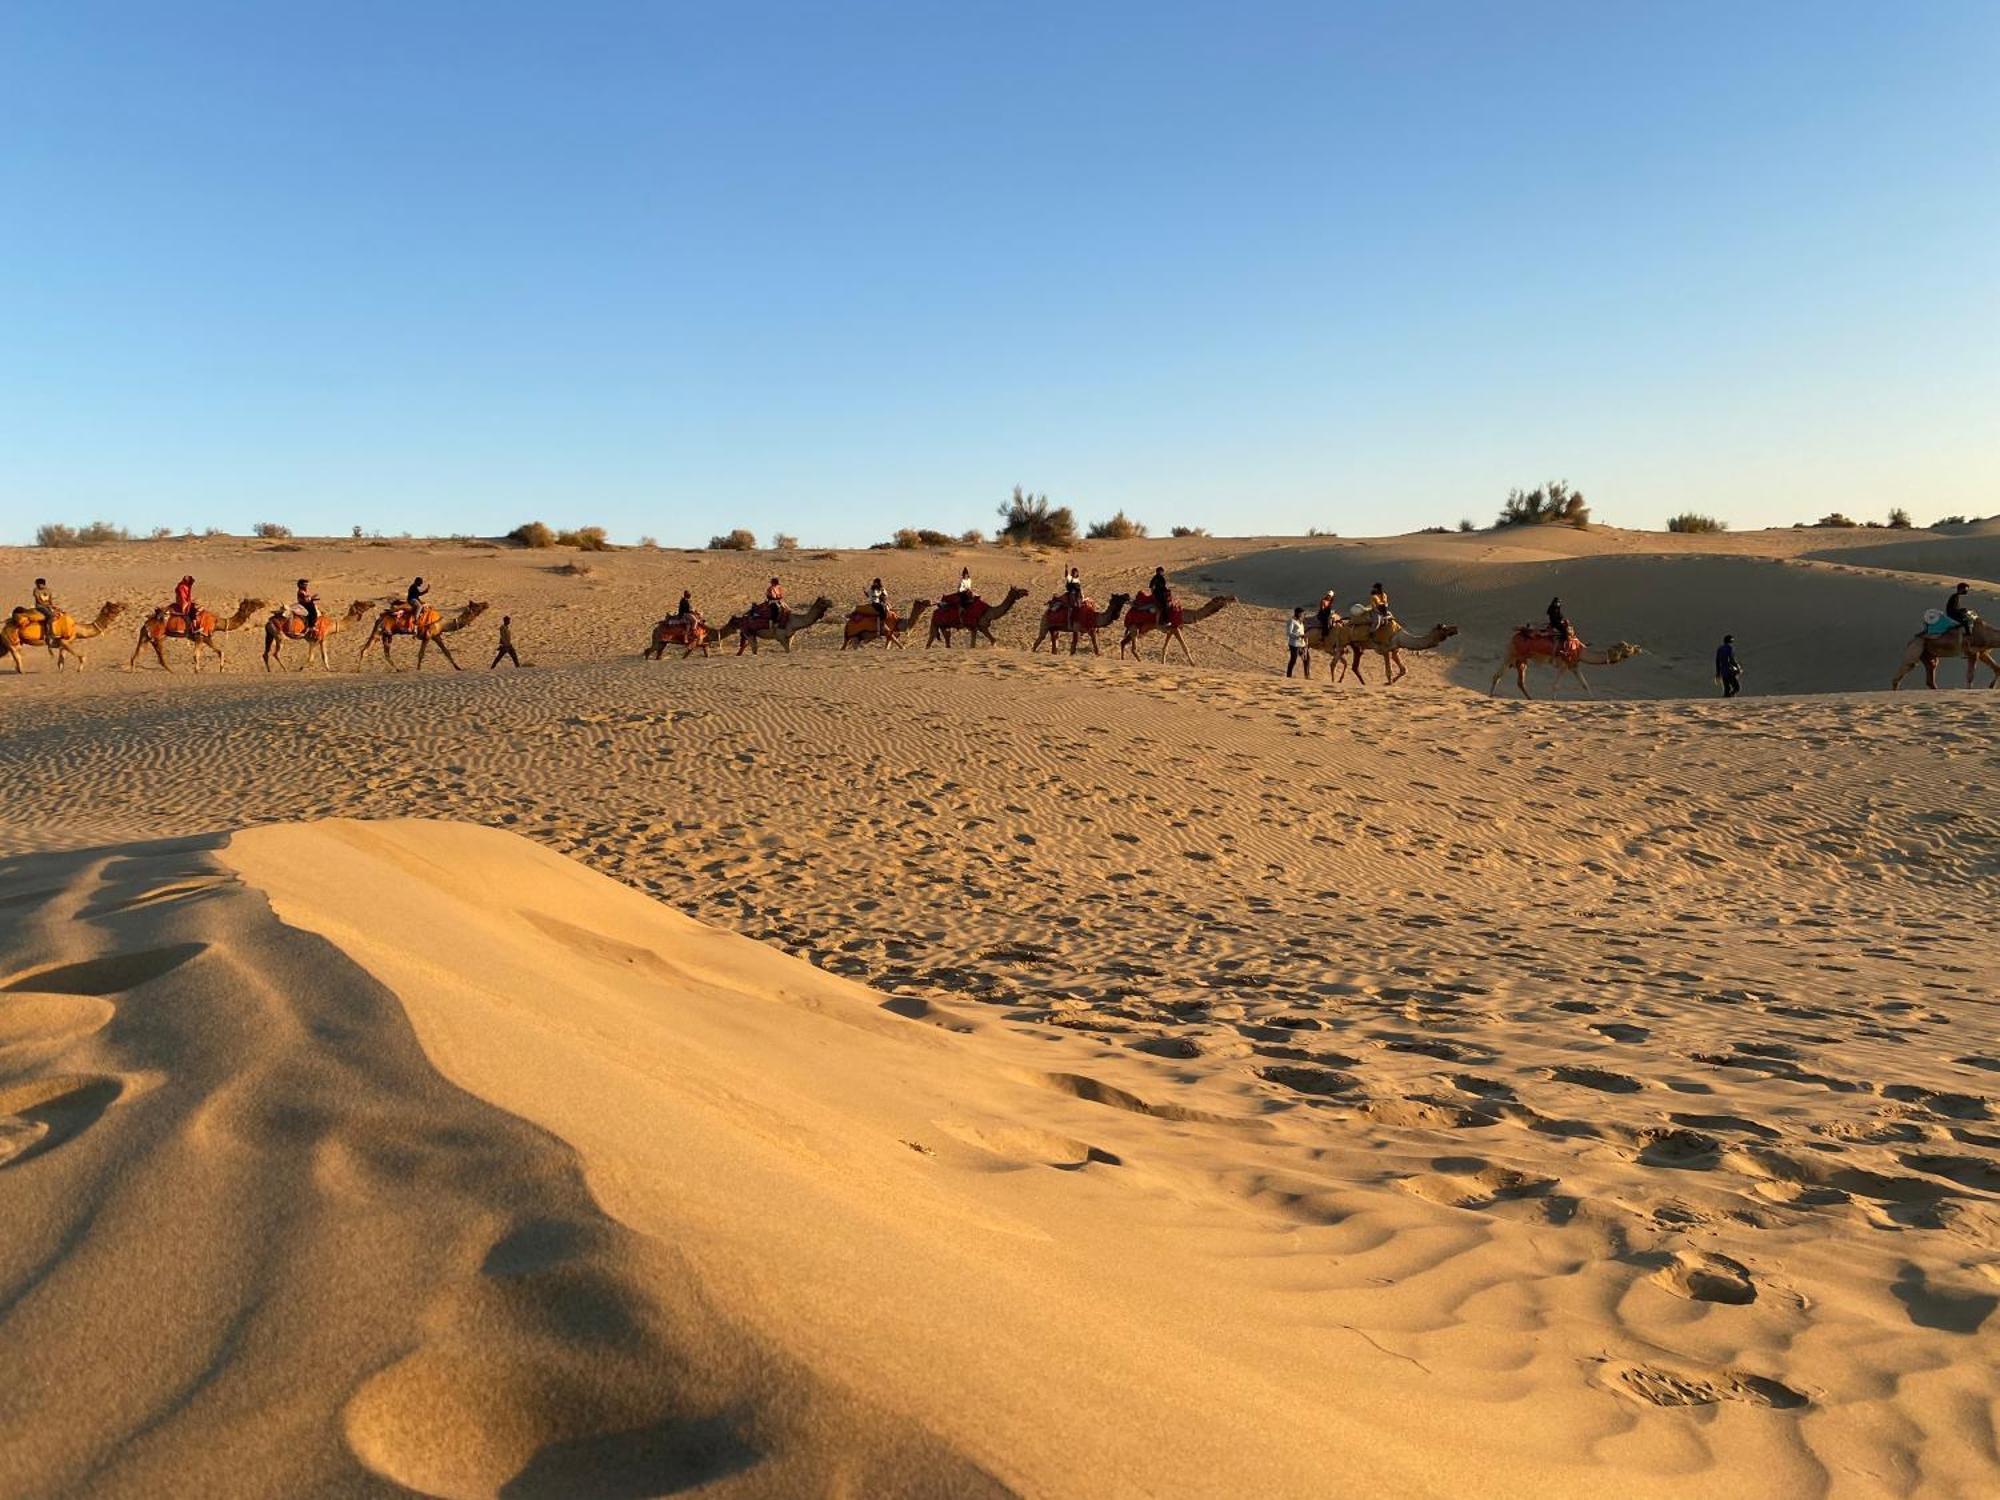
xmin=1944 ymin=583 xmax=1976 ymax=633
xmin=491 ymin=614 xmax=520 ymax=669
xmin=1716 ymin=634 xmax=1742 ymax=698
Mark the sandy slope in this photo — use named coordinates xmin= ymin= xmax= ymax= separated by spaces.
xmin=2 ymin=531 xmax=1998 ymax=1497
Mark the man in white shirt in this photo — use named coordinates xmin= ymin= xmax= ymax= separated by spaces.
xmin=1286 ymin=607 xmax=1307 ymax=678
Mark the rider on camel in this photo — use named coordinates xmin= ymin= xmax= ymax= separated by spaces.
xmin=1148 ymin=565 xmax=1171 ymax=626
xmin=401 ymin=577 xmax=428 ymax=626
xmin=295 ymin=579 xmax=319 ymax=634
xmin=1369 ymin=582 xmax=1391 ymax=632
xmin=867 ymin=576 xmax=889 ymax=634
xmin=1061 ymin=565 xmax=1082 ymax=627
xmin=1547 ymin=596 xmax=1574 ymax=651
xmin=675 ymin=589 xmax=693 ymax=623
xmin=32 ymin=578 xmax=55 ymax=634
xmin=1316 ymin=590 xmax=1336 ymax=642
xmin=765 ymin=577 xmax=788 ymax=627
xmin=174 ymin=575 xmax=197 ymax=628
xmin=1945 ymin=583 xmax=1977 ymax=634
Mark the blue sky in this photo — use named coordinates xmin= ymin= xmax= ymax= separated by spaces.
xmin=3 ymin=2 xmax=1995 ymax=545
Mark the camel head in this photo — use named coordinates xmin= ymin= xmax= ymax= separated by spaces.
xmin=1001 ymin=585 xmax=1029 ymax=606
xmin=909 ymin=599 xmax=934 ymax=619
xmin=345 ymin=599 xmax=374 ymax=621
xmin=93 ymin=601 xmax=127 ymax=630
xmin=1605 ymin=642 xmax=1642 ymax=664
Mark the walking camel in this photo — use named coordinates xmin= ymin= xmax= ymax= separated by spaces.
xmin=1118 ymin=594 xmax=1236 ymax=662
xmin=357 ymin=601 xmax=488 ymax=671
xmin=1489 ymin=629 xmax=1642 ymax=698
xmin=264 ymin=599 xmax=372 ymax=671
xmin=129 ymin=598 xmax=268 ymax=672
xmin=1308 ymin=620 xmax=1459 ymax=685
xmin=716 ymin=597 xmax=833 ymax=655
xmin=843 ymin=599 xmax=931 ymax=649
xmin=2 ymin=602 xmax=126 ymax=672
xmin=644 ymin=614 xmax=715 ymax=660
xmin=1889 ymin=619 xmax=2000 ymax=689
xmin=928 ymin=586 xmax=1028 ymax=647
xmin=1033 ymin=593 xmax=1130 ymax=655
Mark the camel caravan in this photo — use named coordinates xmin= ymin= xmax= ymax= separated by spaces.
xmin=6 ymin=560 xmax=1993 ymax=697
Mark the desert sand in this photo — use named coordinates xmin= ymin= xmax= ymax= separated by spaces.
xmin=1 ymin=527 xmax=1996 ymax=1497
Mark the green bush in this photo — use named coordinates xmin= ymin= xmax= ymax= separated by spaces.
xmin=1666 ymin=513 xmax=1727 ymax=533
xmin=35 ymin=520 xmax=131 ymax=547
xmin=708 ymin=529 xmax=758 ymax=551
xmin=508 ymin=521 xmax=557 ymax=547
xmin=996 ymin=487 xmax=1077 ymax=546
xmin=1086 ymin=510 xmax=1148 ymax=540
xmin=1497 ymin=481 xmax=1590 ymax=528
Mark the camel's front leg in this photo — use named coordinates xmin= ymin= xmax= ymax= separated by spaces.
xmin=1514 ymin=661 xmax=1530 ymax=698
xmin=433 ymin=635 xmax=462 ymax=670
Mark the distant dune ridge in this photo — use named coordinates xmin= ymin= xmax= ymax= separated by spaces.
xmin=2 ymin=529 xmax=1998 ymax=1496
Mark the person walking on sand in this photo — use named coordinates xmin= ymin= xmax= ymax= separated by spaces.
xmin=1286 ymin=607 xmax=1308 ymax=677
xmin=491 ymin=614 xmax=521 ymax=669
xmin=1715 ymin=634 xmax=1742 ymax=698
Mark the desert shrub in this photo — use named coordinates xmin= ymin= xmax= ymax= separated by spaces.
xmin=35 ymin=520 xmax=131 ymax=547
xmin=891 ymin=527 xmax=956 ymax=548
xmin=1417 ymin=525 xmax=1450 ymax=535
xmin=772 ymin=533 xmax=798 ymax=551
xmin=1087 ymin=510 xmax=1148 ymax=540
xmin=708 ymin=528 xmax=758 ymax=551
xmin=1457 ymin=518 xmax=1476 ymax=532
xmin=1666 ymin=512 xmax=1727 ymax=533
xmin=252 ymin=521 xmax=292 ymax=539
xmin=508 ymin=521 xmax=557 ymax=547
xmin=996 ymin=486 xmax=1077 ymax=546
xmin=959 ymin=528 xmax=984 ymax=545
xmin=556 ymin=525 xmax=610 ymax=550
xmin=1307 ymin=526 xmax=1336 ymax=538
xmin=1932 ymin=515 xmax=1968 ymax=529
xmin=1497 ymin=481 xmax=1590 ymax=529
xmin=637 ymin=534 xmax=660 ymax=548
xmin=1169 ymin=525 xmax=1208 ymax=538
xmin=1814 ymin=512 xmax=1858 ymax=528
xmin=1887 ymin=507 xmax=1913 ymax=529
xmin=552 ymin=560 xmax=592 ymax=575
xmin=148 ymin=526 xmax=173 ymax=540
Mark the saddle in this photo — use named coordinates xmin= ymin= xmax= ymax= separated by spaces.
xmin=1923 ymin=609 xmax=1974 ymax=638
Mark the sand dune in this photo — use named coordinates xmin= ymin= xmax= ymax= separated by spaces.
xmin=3 ymin=531 xmax=1998 ymax=1496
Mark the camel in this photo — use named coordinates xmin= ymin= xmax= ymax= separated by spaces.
xmin=1309 ymin=621 xmax=1459 ymax=686
xmin=714 ymin=596 xmax=833 ymax=655
xmin=357 ymin=600 xmax=488 ymax=671
xmin=128 ymin=598 xmax=267 ymax=672
xmin=1033 ymin=593 xmax=1131 ymax=656
xmin=264 ymin=599 xmax=372 ymax=671
xmin=1489 ymin=628 xmax=1642 ymax=698
xmin=2 ymin=602 xmax=125 ymax=672
xmin=644 ymin=614 xmax=715 ymax=660
xmin=1890 ymin=619 xmax=2000 ymax=690
xmin=928 ymin=586 xmax=1028 ymax=647
xmin=1118 ymin=594 xmax=1236 ymax=663
xmin=842 ymin=599 xmax=932 ymax=650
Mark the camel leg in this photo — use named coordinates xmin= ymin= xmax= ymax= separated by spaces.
xmin=1573 ymin=666 xmax=1594 ymax=697
xmin=1173 ymin=630 xmax=1193 ymax=664
xmin=1515 ymin=661 xmax=1530 ymax=698
xmin=433 ymin=635 xmax=462 ymax=670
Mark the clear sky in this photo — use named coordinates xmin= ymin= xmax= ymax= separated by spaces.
xmin=3 ymin=2 xmax=1995 ymax=545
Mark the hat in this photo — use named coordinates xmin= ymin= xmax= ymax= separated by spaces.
xmin=1723 ymin=634 xmax=1734 ymax=643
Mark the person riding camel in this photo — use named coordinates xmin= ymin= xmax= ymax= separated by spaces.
xmin=173 ymin=575 xmax=197 ymax=628
xmin=1547 ymin=596 xmax=1574 ymax=652
xmin=1944 ymin=583 xmax=1977 ymax=634
xmin=32 ymin=578 xmax=55 ymax=634
xmin=1369 ymin=582 xmax=1392 ymax=632
xmin=295 ymin=579 xmax=319 ymax=634
xmin=1148 ymin=565 xmax=1171 ymax=625
xmin=1061 ymin=565 xmax=1082 ymax=628
xmin=1316 ymin=590 xmax=1336 ymax=641
xmin=403 ymin=577 xmax=428 ymax=625
xmin=956 ymin=567 xmax=974 ymax=613
xmin=765 ymin=577 xmax=788 ymax=628
xmin=675 ymin=589 xmax=693 ymax=623
xmin=867 ymin=576 xmax=889 ymax=634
